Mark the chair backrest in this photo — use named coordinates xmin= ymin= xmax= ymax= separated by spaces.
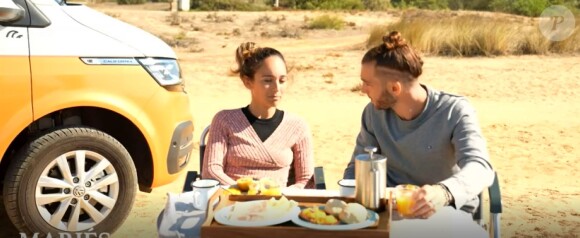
xmin=473 ymin=172 xmax=502 ymax=225
xmin=199 ymin=125 xmax=211 ymax=177
xmin=198 ymin=125 xmax=325 ymax=189
xmin=473 ymin=193 xmax=483 ymax=221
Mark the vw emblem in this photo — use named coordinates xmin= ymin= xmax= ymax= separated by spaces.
xmin=72 ymin=186 xmax=86 ymax=197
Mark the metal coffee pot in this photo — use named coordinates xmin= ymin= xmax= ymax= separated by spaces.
xmin=354 ymin=146 xmax=387 ymax=211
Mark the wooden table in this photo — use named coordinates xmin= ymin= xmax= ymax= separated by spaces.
xmin=200 ymin=189 xmax=391 ymax=238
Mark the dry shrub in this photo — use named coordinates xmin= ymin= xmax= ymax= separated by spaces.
xmin=516 ymin=26 xmax=550 ymax=54
xmin=277 ymin=15 xmax=287 ymax=22
xmin=548 ymin=21 xmax=580 ymax=54
xmin=104 ymin=12 xmax=121 ymax=18
xmin=254 ymin=14 xmax=286 ymax=25
xmin=256 ymin=25 xmax=302 ymax=38
xmin=232 ymin=28 xmax=242 ymax=36
xmin=293 ymin=64 xmax=315 ymax=71
xmin=278 ymin=25 xmax=302 ymax=38
xmin=159 ymin=33 xmax=199 ymax=48
xmin=322 ymin=72 xmax=334 ymax=84
xmin=326 ymin=52 xmax=343 ymax=57
xmin=350 ymin=83 xmax=362 ymax=92
xmin=169 ymin=11 xmax=181 ymax=26
xmin=366 ymin=11 xmax=580 ymax=56
xmin=190 ymin=46 xmax=205 ymax=53
xmin=174 ymin=31 xmax=186 ymax=40
xmin=255 ymin=15 xmax=272 ymax=25
xmin=203 ymin=12 xmax=234 ymax=23
xmin=307 ymin=14 xmax=345 ymax=30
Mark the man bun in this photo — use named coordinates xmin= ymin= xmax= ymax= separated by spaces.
xmin=382 ymin=31 xmax=407 ymax=50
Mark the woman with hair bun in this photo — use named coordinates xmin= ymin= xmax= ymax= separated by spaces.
xmin=343 ymin=31 xmax=494 ymax=220
xmin=202 ymin=42 xmax=314 ymax=189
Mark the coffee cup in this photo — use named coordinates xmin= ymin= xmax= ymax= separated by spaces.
xmin=191 ymin=179 xmax=220 ymax=210
xmin=338 ymin=179 xmax=356 ymax=197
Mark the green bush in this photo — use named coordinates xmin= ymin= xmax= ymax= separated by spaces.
xmin=412 ymin=0 xmax=449 ymax=9
xmin=548 ymin=0 xmax=580 ymax=8
xmin=307 ymin=14 xmax=345 ymax=30
xmin=117 ymin=0 xmax=146 ymax=5
xmin=491 ymin=0 xmax=549 ymax=16
xmin=391 ymin=0 xmax=449 ymax=9
xmin=289 ymin=0 xmax=365 ymax=10
xmin=364 ymin=0 xmax=392 ymax=10
xmin=447 ymin=0 xmax=491 ymax=10
xmin=279 ymin=0 xmax=389 ymax=9
xmin=436 ymin=0 xmax=579 ymax=15
xmin=190 ymin=0 xmax=270 ymax=11
xmin=319 ymin=0 xmax=365 ymax=10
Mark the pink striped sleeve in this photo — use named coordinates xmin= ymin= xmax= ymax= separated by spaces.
xmin=201 ymin=112 xmax=237 ymax=185
xmin=289 ymin=121 xmax=314 ymax=189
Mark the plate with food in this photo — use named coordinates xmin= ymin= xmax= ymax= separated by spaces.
xmin=224 ymin=177 xmax=282 ymax=196
xmin=214 ymin=196 xmax=300 ymax=227
xmin=291 ymin=199 xmax=379 ymax=231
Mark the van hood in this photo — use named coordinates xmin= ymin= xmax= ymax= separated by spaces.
xmin=62 ymin=5 xmax=176 ymax=59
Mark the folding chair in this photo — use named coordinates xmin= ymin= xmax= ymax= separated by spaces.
xmin=474 ymin=172 xmax=502 ymax=238
xmin=183 ymin=125 xmax=326 ymax=192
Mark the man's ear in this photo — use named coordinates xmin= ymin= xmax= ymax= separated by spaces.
xmin=391 ymin=80 xmax=402 ymax=96
xmin=241 ymin=76 xmax=252 ymax=89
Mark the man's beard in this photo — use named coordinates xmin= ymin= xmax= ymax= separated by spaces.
xmin=375 ymin=90 xmax=397 ymax=110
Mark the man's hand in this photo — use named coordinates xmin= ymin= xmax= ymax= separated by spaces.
xmin=409 ymin=184 xmax=447 ymax=219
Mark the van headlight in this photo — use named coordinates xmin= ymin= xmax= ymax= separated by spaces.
xmin=137 ymin=58 xmax=182 ymax=86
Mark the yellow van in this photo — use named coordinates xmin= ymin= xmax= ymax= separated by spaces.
xmin=0 ymin=0 xmax=193 ymax=236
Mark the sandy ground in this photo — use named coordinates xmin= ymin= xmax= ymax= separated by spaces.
xmin=1 ymin=2 xmax=579 ymax=238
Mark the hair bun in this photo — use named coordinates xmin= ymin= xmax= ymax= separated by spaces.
xmin=382 ymin=31 xmax=407 ymax=50
xmin=237 ymin=42 xmax=260 ymax=62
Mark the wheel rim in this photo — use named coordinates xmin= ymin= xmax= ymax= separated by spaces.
xmin=35 ymin=150 xmax=120 ymax=231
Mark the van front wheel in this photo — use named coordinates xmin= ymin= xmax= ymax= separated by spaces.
xmin=3 ymin=127 xmax=137 ymax=236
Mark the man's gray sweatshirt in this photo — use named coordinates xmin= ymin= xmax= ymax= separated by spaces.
xmin=344 ymin=85 xmax=494 ymax=213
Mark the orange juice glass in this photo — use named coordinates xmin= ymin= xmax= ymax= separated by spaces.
xmin=261 ymin=185 xmax=281 ymax=196
xmin=247 ymin=182 xmax=260 ymax=195
xmin=260 ymin=178 xmax=281 ymax=196
xmin=395 ymin=184 xmax=419 ymax=217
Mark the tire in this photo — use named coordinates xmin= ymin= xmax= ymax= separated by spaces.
xmin=3 ymin=127 xmax=137 ymax=237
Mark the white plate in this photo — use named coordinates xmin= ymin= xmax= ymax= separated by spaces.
xmin=214 ymin=200 xmax=300 ymax=227
xmin=291 ymin=206 xmax=379 ymax=231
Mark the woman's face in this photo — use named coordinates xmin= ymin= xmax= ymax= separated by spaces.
xmin=244 ymin=56 xmax=287 ymax=108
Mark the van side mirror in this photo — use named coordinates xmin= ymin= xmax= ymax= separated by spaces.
xmin=0 ymin=0 xmax=24 ymax=24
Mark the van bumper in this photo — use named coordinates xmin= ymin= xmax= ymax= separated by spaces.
xmin=167 ymin=120 xmax=193 ymax=174
xmin=145 ymin=87 xmax=194 ymax=188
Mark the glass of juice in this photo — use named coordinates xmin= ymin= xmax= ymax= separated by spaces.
xmin=395 ymin=184 xmax=419 ymax=217
xmin=259 ymin=178 xmax=281 ymax=196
